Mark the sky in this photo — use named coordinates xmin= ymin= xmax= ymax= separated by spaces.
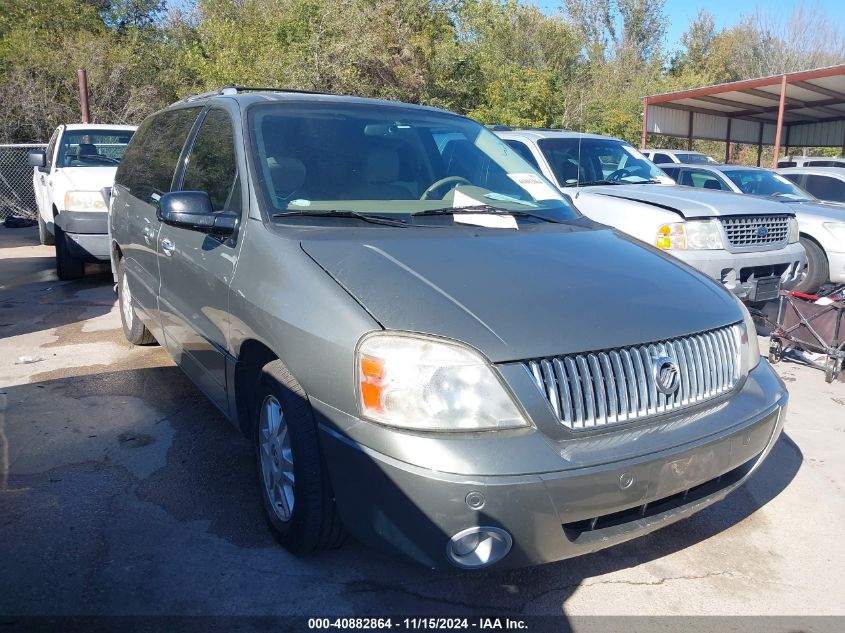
xmin=535 ymin=0 xmax=845 ymax=53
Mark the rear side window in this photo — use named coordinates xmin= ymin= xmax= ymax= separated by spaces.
xmin=115 ymin=107 xmax=201 ymax=203
xmin=804 ymin=175 xmax=845 ymax=202
xmin=504 ymin=140 xmax=540 ymax=169
xmin=181 ymin=109 xmax=240 ymax=212
xmin=778 ymin=161 xmax=797 ymax=168
xmin=652 ymin=153 xmax=672 ymax=163
xmin=805 ymin=160 xmax=840 ymax=167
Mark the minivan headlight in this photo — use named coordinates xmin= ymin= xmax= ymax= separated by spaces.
xmin=356 ymin=332 xmax=527 ymax=431
xmin=735 ymin=296 xmax=761 ymax=375
xmin=656 ymin=220 xmax=724 ymax=250
xmin=64 ymin=191 xmax=106 ymax=212
xmin=788 ymin=217 xmax=800 ymax=243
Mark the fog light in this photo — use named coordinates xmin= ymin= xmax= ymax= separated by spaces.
xmin=446 ymin=527 xmax=512 ymax=569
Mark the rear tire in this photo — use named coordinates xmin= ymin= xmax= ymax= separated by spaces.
xmin=54 ymin=225 xmax=84 ymax=280
xmin=117 ymin=258 xmax=155 ymax=345
xmin=254 ymin=360 xmax=345 ymax=554
xmin=795 ymin=237 xmax=828 ymax=294
xmin=38 ymin=215 xmax=54 ymax=246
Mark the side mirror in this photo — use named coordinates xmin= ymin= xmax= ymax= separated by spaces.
xmin=157 ymin=191 xmax=238 ymax=237
xmin=28 ymin=149 xmax=46 ymax=168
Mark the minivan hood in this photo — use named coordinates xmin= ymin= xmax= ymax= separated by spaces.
xmin=301 ymin=226 xmax=741 ymax=363
xmin=582 ymin=184 xmax=791 ymax=219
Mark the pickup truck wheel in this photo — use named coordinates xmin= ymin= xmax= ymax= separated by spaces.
xmin=255 ymin=361 xmax=345 ymax=554
xmin=38 ymin=216 xmax=54 ymax=246
xmin=117 ymin=259 xmax=155 ymax=345
xmin=54 ymin=225 xmax=84 ymax=280
xmin=795 ymin=237 xmax=828 ymax=294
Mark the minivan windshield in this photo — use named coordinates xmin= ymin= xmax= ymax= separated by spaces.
xmin=56 ymin=129 xmax=134 ymax=168
xmin=723 ymin=169 xmax=815 ymax=201
xmin=537 ymin=138 xmax=667 ymax=187
xmin=248 ymin=102 xmax=578 ymax=223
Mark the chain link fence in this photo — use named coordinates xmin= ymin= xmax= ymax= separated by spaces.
xmin=0 ymin=143 xmax=46 ymax=221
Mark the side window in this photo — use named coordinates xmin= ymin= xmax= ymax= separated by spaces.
xmin=778 ymin=161 xmax=797 ymax=168
xmin=45 ymin=128 xmax=60 ymax=169
xmin=806 ymin=160 xmax=834 ymax=167
xmin=652 ymin=153 xmax=672 ymax=163
xmin=805 ymin=175 xmax=845 ymax=202
xmin=180 ymin=109 xmax=240 ymax=212
xmin=115 ymin=107 xmax=202 ymax=203
xmin=661 ymin=166 xmax=679 ymax=180
xmin=504 ymin=140 xmax=540 ymax=170
xmin=780 ymin=173 xmax=803 ymax=188
xmin=687 ymin=169 xmax=728 ymax=190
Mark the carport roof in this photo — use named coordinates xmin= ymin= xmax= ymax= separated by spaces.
xmin=642 ymin=64 xmax=845 ymax=153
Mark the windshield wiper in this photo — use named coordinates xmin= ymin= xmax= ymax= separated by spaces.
xmin=273 ymin=209 xmax=407 ymax=227
xmin=411 ymin=204 xmax=562 ymax=223
xmin=573 ymin=179 xmax=623 ymax=186
xmin=77 ymin=154 xmax=119 ymax=164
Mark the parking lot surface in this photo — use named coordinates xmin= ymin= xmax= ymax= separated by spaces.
xmin=1 ymin=225 xmax=844 ymax=618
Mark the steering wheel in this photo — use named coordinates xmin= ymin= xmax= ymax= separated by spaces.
xmin=607 ymin=168 xmax=633 ymax=182
xmin=420 ymin=176 xmax=471 ymax=200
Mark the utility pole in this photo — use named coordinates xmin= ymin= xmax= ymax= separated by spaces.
xmin=77 ymin=69 xmax=90 ymax=123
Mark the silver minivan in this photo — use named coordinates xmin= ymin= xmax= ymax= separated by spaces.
xmin=109 ymin=88 xmax=788 ymax=570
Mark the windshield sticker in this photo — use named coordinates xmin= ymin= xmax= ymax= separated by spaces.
xmin=454 ymin=214 xmax=518 ymax=230
xmin=453 ymin=189 xmax=487 ymax=208
xmin=507 ymin=173 xmax=560 ymax=200
xmin=290 ymin=199 xmax=311 ymax=206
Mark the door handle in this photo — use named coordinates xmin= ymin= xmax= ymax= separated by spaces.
xmin=161 ymin=237 xmax=175 ymax=256
xmin=142 ymin=225 xmax=155 ymax=245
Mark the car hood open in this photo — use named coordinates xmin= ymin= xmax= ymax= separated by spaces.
xmin=581 ymin=184 xmax=792 ymax=219
xmin=301 ymin=225 xmax=741 ymax=363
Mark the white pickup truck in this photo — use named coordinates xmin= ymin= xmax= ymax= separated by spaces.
xmin=28 ymin=123 xmax=136 ymax=280
xmin=496 ymin=129 xmax=806 ymax=303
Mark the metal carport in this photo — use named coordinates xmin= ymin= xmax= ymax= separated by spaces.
xmin=641 ymin=64 xmax=845 ymax=167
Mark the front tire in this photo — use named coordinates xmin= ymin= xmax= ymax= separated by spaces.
xmin=795 ymin=237 xmax=828 ymax=294
xmin=117 ymin=258 xmax=155 ymax=345
xmin=54 ymin=225 xmax=84 ymax=280
xmin=254 ymin=360 xmax=345 ymax=554
xmin=38 ymin=215 xmax=54 ymax=246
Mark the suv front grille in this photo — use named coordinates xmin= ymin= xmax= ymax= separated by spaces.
xmin=525 ymin=324 xmax=741 ymax=430
xmin=720 ymin=215 xmax=789 ymax=248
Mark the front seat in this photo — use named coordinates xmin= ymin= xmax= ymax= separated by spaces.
xmin=354 ymin=147 xmax=413 ymax=199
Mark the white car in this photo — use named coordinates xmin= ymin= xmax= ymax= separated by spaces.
xmin=662 ymin=163 xmax=845 ymax=292
xmin=776 ymin=156 xmax=845 ymax=169
xmin=777 ymin=167 xmax=845 ymax=206
xmin=495 ymin=129 xmax=805 ymax=303
xmin=28 ymin=123 xmax=136 ymax=280
xmin=642 ymin=149 xmax=718 ymax=165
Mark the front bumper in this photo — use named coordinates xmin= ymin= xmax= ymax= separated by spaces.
xmin=673 ymin=242 xmax=805 ymax=301
xmin=55 ymin=210 xmax=109 ymax=261
xmin=316 ymin=361 xmax=787 ymax=570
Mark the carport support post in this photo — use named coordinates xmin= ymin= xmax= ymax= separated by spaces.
xmin=640 ymin=97 xmax=649 ymax=149
xmin=687 ymin=111 xmax=694 ymax=150
xmin=771 ymin=74 xmax=788 ymax=168
xmin=724 ymin=118 xmax=732 ymax=163
xmin=756 ymin=122 xmax=764 ymax=166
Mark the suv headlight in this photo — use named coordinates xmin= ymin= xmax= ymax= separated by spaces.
xmin=64 ymin=191 xmax=106 ymax=212
xmin=356 ymin=332 xmax=527 ymax=431
xmin=656 ymin=220 xmax=724 ymax=250
xmin=734 ymin=296 xmax=761 ymax=375
xmin=788 ymin=217 xmax=800 ymax=243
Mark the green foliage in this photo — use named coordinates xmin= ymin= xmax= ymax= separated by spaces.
xmin=0 ymin=0 xmax=843 ymax=159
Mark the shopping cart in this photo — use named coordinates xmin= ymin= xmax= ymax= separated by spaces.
xmin=768 ymin=288 xmax=845 ymax=383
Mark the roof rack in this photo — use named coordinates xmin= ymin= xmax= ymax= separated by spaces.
xmin=179 ymin=85 xmax=327 ymax=103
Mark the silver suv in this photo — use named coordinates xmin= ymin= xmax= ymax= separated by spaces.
xmin=496 ymin=129 xmax=805 ymax=303
xmin=109 ymin=88 xmax=788 ymax=570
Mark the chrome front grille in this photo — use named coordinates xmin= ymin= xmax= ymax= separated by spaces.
xmin=720 ymin=215 xmax=789 ymax=248
xmin=525 ymin=324 xmax=742 ymax=430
